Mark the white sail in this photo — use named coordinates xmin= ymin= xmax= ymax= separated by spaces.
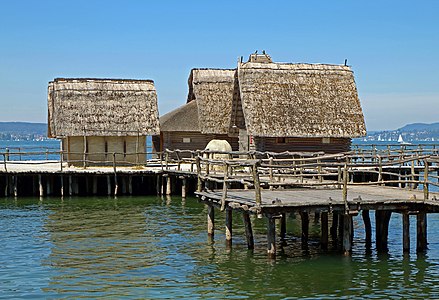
xmin=398 ymin=134 xmax=404 ymax=143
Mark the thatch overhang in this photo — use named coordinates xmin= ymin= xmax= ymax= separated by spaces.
xmin=237 ymin=62 xmax=366 ymax=138
xmin=48 ymin=78 xmax=160 ymax=138
xmin=160 ymin=100 xmax=199 ymax=132
xmin=187 ymin=69 xmax=236 ymax=134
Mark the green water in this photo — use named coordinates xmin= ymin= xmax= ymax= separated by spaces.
xmin=1 ymin=196 xmax=439 ymax=299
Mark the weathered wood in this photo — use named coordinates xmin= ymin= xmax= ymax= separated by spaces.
xmin=181 ymin=177 xmax=187 ymax=198
xmin=225 ymin=207 xmax=232 ymax=246
xmin=166 ymin=175 xmax=172 ymax=195
xmin=362 ymin=210 xmax=372 ymax=249
xmin=13 ymin=176 xmax=17 ymax=197
xmin=128 ymin=176 xmax=133 ymax=195
xmin=69 ymin=175 xmax=73 ymax=196
xmin=60 ymin=176 xmax=64 ymax=197
xmin=320 ymin=211 xmax=328 ymax=250
xmin=338 ymin=212 xmax=344 ymax=244
xmin=107 ymin=175 xmax=111 ymax=196
xmin=375 ymin=210 xmax=392 ymax=252
xmin=46 ymin=176 xmax=51 ymax=196
xmin=156 ymin=175 xmax=161 ymax=195
xmin=251 ymin=162 xmax=262 ymax=206
xmin=207 ymin=204 xmax=214 ymax=237
xmin=38 ymin=174 xmax=43 ymax=197
xmin=424 ymin=160 xmax=429 ymax=200
xmin=417 ymin=211 xmax=427 ymax=252
xmin=196 ymin=156 xmax=202 ymax=193
xmin=92 ymin=176 xmax=98 ymax=195
xmin=243 ymin=211 xmax=254 ymax=250
xmin=280 ymin=213 xmax=287 ymax=240
xmin=343 ymin=214 xmax=353 ymax=255
xmin=331 ymin=212 xmax=339 ymax=242
xmin=300 ymin=211 xmax=309 ymax=249
xmin=403 ymin=212 xmax=410 ymax=253
xmin=267 ymin=215 xmax=276 ymax=257
xmin=220 ymin=164 xmax=229 ymax=211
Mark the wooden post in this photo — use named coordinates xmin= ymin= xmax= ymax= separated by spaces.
xmin=280 ymin=213 xmax=287 ymax=240
xmin=343 ymin=161 xmax=348 ymax=211
xmin=69 ymin=175 xmax=72 ymax=196
xmin=46 ymin=176 xmax=51 ymax=196
xmin=338 ymin=213 xmax=344 ymax=244
xmin=156 ymin=175 xmax=161 ymax=195
xmin=317 ymin=159 xmax=322 ymax=183
xmin=166 ymin=175 xmax=172 ymax=195
xmin=423 ymin=159 xmax=429 ymax=200
xmin=196 ymin=156 xmax=202 ymax=192
xmin=362 ymin=210 xmax=372 ymax=249
xmin=13 ymin=176 xmax=17 ymax=197
xmin=251 ymin=161 xmax=262 ymax=207
xmin=181 ymin=177 xmax=187 ymax=198
xmin=93 ymin=176 xmax=98 ymax=195
xmin=375 ymin=210 xmax=392 ymax=252
xmin=331 ymin=212 xmax=339 ymax=242
xmin=320 ymin=212 xmax=328 ymax=250
xmin=38 ymin=175 xmax=43 ymax=197
xmin=128 ymin=176 xmax=133 ymax=195
xmin=403 ymin=212 xmax=410 ymax=253
xmin=267 ymin=215 xmax=276 ymax=257
xmin=83 ymin=134 xmax=87 ymax=169
xmin=220 ymin=163 xmax=229 ymax=211
xmin=417 ymin=212 xmax=427 ymax=252
xmin=207 ymin=204 xmax=215 ymax=238
xmin=243 ymin=211 xmax=254 ymax=250
xmin=269 ymin=157 xmax=274 ymax=190
xmin=113 ymin=153 xmax=118 ymax=196
xmin=378 ymin=155 xmax=383 ymax=184
xmin=343 ymin=214 xmax=353 ymax=255
xmin=300 ymin=211 xmax=309 ymax=249
xmin=411 ymin=160 xmax=416 ymax=189
xmin=60 ymin=175 xmax=64 ymax=197
xmin=106 ymin=175 xmax=111 ymax=196
xmin=225 ymin=207 xmax=232 ymax=247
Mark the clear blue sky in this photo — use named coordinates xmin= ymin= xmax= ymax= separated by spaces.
xmin=0 ymin=0 xmax=438 ymax=131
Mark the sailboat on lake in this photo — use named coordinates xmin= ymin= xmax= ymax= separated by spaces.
xmin=398 ymin=134 xmax=411 ymax=145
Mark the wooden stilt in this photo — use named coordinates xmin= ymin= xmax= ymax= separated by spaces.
xmin=343 ymin=214 xmax=353 ymax=255
xmin=60 ymin=176 xmax=64 ymax=197
xmin=320 ymin=211 xmax=328 ymax=250
xmin=417 ymin=212 xmax=427 ymax=252
xmin=32 ymin=176 xmax=37 ymax=195
xmin=267 ymin=215 xmax=276 ymax=257
xmin=331 ymin=212 xmax=339 ymax=242
xmin=13 ymin=176 xmax=17 ymax=197
xmin=243 ymin=211 xmax=254 ymax=250
xmin=225 ymin=207 xmax=232 ymax=247
xmin=181 ymin=177 xmax=187 ymax=198
xmin=300 ymin=211 xmax=309 ymax=249
xmin=207 ymin=204 xmax=214 ymax=237
xmin=107 ymin=175 xmax=111 ymax=196
xmin=73 ymin=177 xmax=79 ymax=195
xmin=121 ymin=176 xmax=127 ymax=194
xmin=375 ymin=210 xmax=392 ymax=252
xmin=85 ymin=176 xmax=89 ymax=195
xmin=338 ymin=213 xmax=344 ymax=244
xmin=38 ymin=175 xmax=43 ymax=197
xmin=69 ymin=175 xmax=72 ymax=196
xmin=362 ymin=210 xmax=372 ymax=249
xmin=92 ymin=176 xmax=98 ymax=195
xmin=47 ymin=176 xmax=52 ymax=196
xmin=161 ymin=175 xmax=165 ymax=195
xmin=156 ymin=175 xmax=161 ymax=195
xmin=166 ymin=175 xmax=172 ymax=195
xmin=314 ymin=212 xmax=320 ymax=223
xmin=128 ymin=176 xmax=133 ymax=195
xmin=4 ymin=176 xmax=9 ymax=197
xmin=280 ymin=213 xmax=287 ymax=240
xmin=403 ymin=212 xmax=410 ymax=253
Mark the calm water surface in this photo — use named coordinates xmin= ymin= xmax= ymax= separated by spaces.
xmin=2 ymin=196 xmax=439 ymax=299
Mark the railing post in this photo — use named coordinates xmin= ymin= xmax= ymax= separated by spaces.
xmin=252 ymin=160 xmax=262 ymax=207
xmin=113 ymin=152 xmax=118 ymax=196
xmin=424 ymin=158 xmax=429 ymax=201
xmin=2 ymin=154 xmax=6 ymax=172
xmin=5 ymin=148 xmax=9 ymax=161
xmin=378 ymin=155 xmax=383 ymax=185
xmin=46 ymin=149 xmax=49 ymax=160
xmin=196 ymin=156 xmax=202 ymax=193
xmin=165 ymin=151 xmax=169 ymax=170
xmin=60 ymin=150 xmax=64 ymax=172
xmin=343 ymin=160 xmax=349 ymax=211
xmin=269 ymin=157 xmax=274 ymax=188
xmin=317 ymin=159 xmax=322 ymax=183
xmin=220 ymin=162 xmax=229 ymax=211
xmin=19 ymin=147 xmax=22 ymax=161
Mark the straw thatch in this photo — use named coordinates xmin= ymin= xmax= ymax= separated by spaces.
xmin=187 ymin=69 xmax=236 ymax=134
xmin=160 ymin=100 xmax=199 ymax=132
xmin=48 ymin=78 xmax=160 ymax=138
xmin=237 ymin=62 xmax=366 ymax=137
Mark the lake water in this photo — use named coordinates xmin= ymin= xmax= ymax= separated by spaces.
xmin=2 ymin=140 xmax=439 ymax=298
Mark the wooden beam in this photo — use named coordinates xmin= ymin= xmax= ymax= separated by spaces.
xmin=300 ymin=211 xmax=309 ymax=250
xmin=343 ymin=214 xmax=353 ymax=255
xmin=320 ymin=212 xmax=328 ymax=250
xmin=267 ymin=215 xmax=276 ymax=258
xmin=207 ymin=204 xmax=214 ymax=238
xmin=403 ymin=212 xmax=410 ymax=253
xmin=417 ymin=212 xmax=427 ymax=252
xmin=225 ymin=207 xmax=232 ymax=247
xmin=280 ymin=213 xmax=287 ymax=240
xmin=362 ymin=210 xmax=372 ymax=249
xmin=243 ymin=211 xmax=254 ymax=250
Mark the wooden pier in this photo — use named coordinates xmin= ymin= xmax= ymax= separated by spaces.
xmin=1 ymin=145 xmax=439 ymax=257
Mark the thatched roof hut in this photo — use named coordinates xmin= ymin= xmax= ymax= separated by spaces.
xmin=186 ymin=61 xmax=366 ymax=138
xmin=160 ymin=100 xmax=199 ymax=132
xmin=48 ymin=78 xmax=160 ymax=138
xmin=237 ymin=62 xmax=366 ymax=137
xmin=187 ymin=69 xmax=236 ymax=134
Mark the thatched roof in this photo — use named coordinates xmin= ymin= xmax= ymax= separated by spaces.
xmin=160 ymin=100 xmax=199 ymax=132
xmin=48 ymin=78 xmax=160 ymax=138
xmin=187 ymin=69 xmax=236 ymax=134
xmin=237 ymin=62 xmax=366 ymax=137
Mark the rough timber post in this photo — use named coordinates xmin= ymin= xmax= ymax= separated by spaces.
xmin=207 ymin=204 xmax=214 ymax=238
xmin=38 ymin=174 xmax=43 ymax=197
xmin=225 ymin=207 xmax=232 ymax=247
xmin=128 ymin=176 xmax=133 ymax=195
xmin=106 ymin=175 xmax=111 ymax=196
xmin=69 ymin=175 xmax=73 ymax=196
xmin=181 ymin=177 xmax=187 ymax=198
xmin=403 ymin=212 xmax=410 ymax=253
xmin=166 ymin=175 xmax=172 ymax=196
xmin=267 ymin=215 xmax=276 ymax=258
xmin=362 ymin=210 xmax=372 ymax=249
xmin=320 ymin=211 xmax=329 ymax=250
xmin=375 ymin=210 xmax=392 ymax=252
xmin=417 ymin=212 xmax=427 ymax=252
xmin=331 ymin=212 xmax=339 ymax=243
xmin=156 ymin=175 xmax=161 ymax=195
xmin=243 ymin=211 xmax=254 ymax=250
xmin=280 ymin=213 xmax=287 ymax=240
xmin=60 ymin=175 xmax=64 ymax=197
xmin=343 ymin=214 xmax=353 ymax=255
xmin=300 ymin=211 xmax=309 ymax=249
xmin=92 ymin=176 xmax=98 ymax=195
xmin=13 ymin=176 xmax=17 ymax=197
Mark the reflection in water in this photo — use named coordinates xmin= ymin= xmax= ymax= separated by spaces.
xmin=1 ymin=197 xmax=439 ymax=298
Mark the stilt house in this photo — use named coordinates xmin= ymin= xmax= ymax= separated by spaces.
xmin=153 ymin=53 xmax=366 ymax=154
xmin=48 ymin=78 xmax=160 ymax=166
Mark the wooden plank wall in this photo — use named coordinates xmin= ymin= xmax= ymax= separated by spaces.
xmin=256 ymin=137 xmax=351 ymax=153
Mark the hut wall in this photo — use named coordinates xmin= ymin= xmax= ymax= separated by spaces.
xmin=161 ymin=131 xmax=239 ymax=157
xmin=63 ymin=136 xmax=147 ymax=166
xmin=256 ymin=137 xmax=351 ymax=154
